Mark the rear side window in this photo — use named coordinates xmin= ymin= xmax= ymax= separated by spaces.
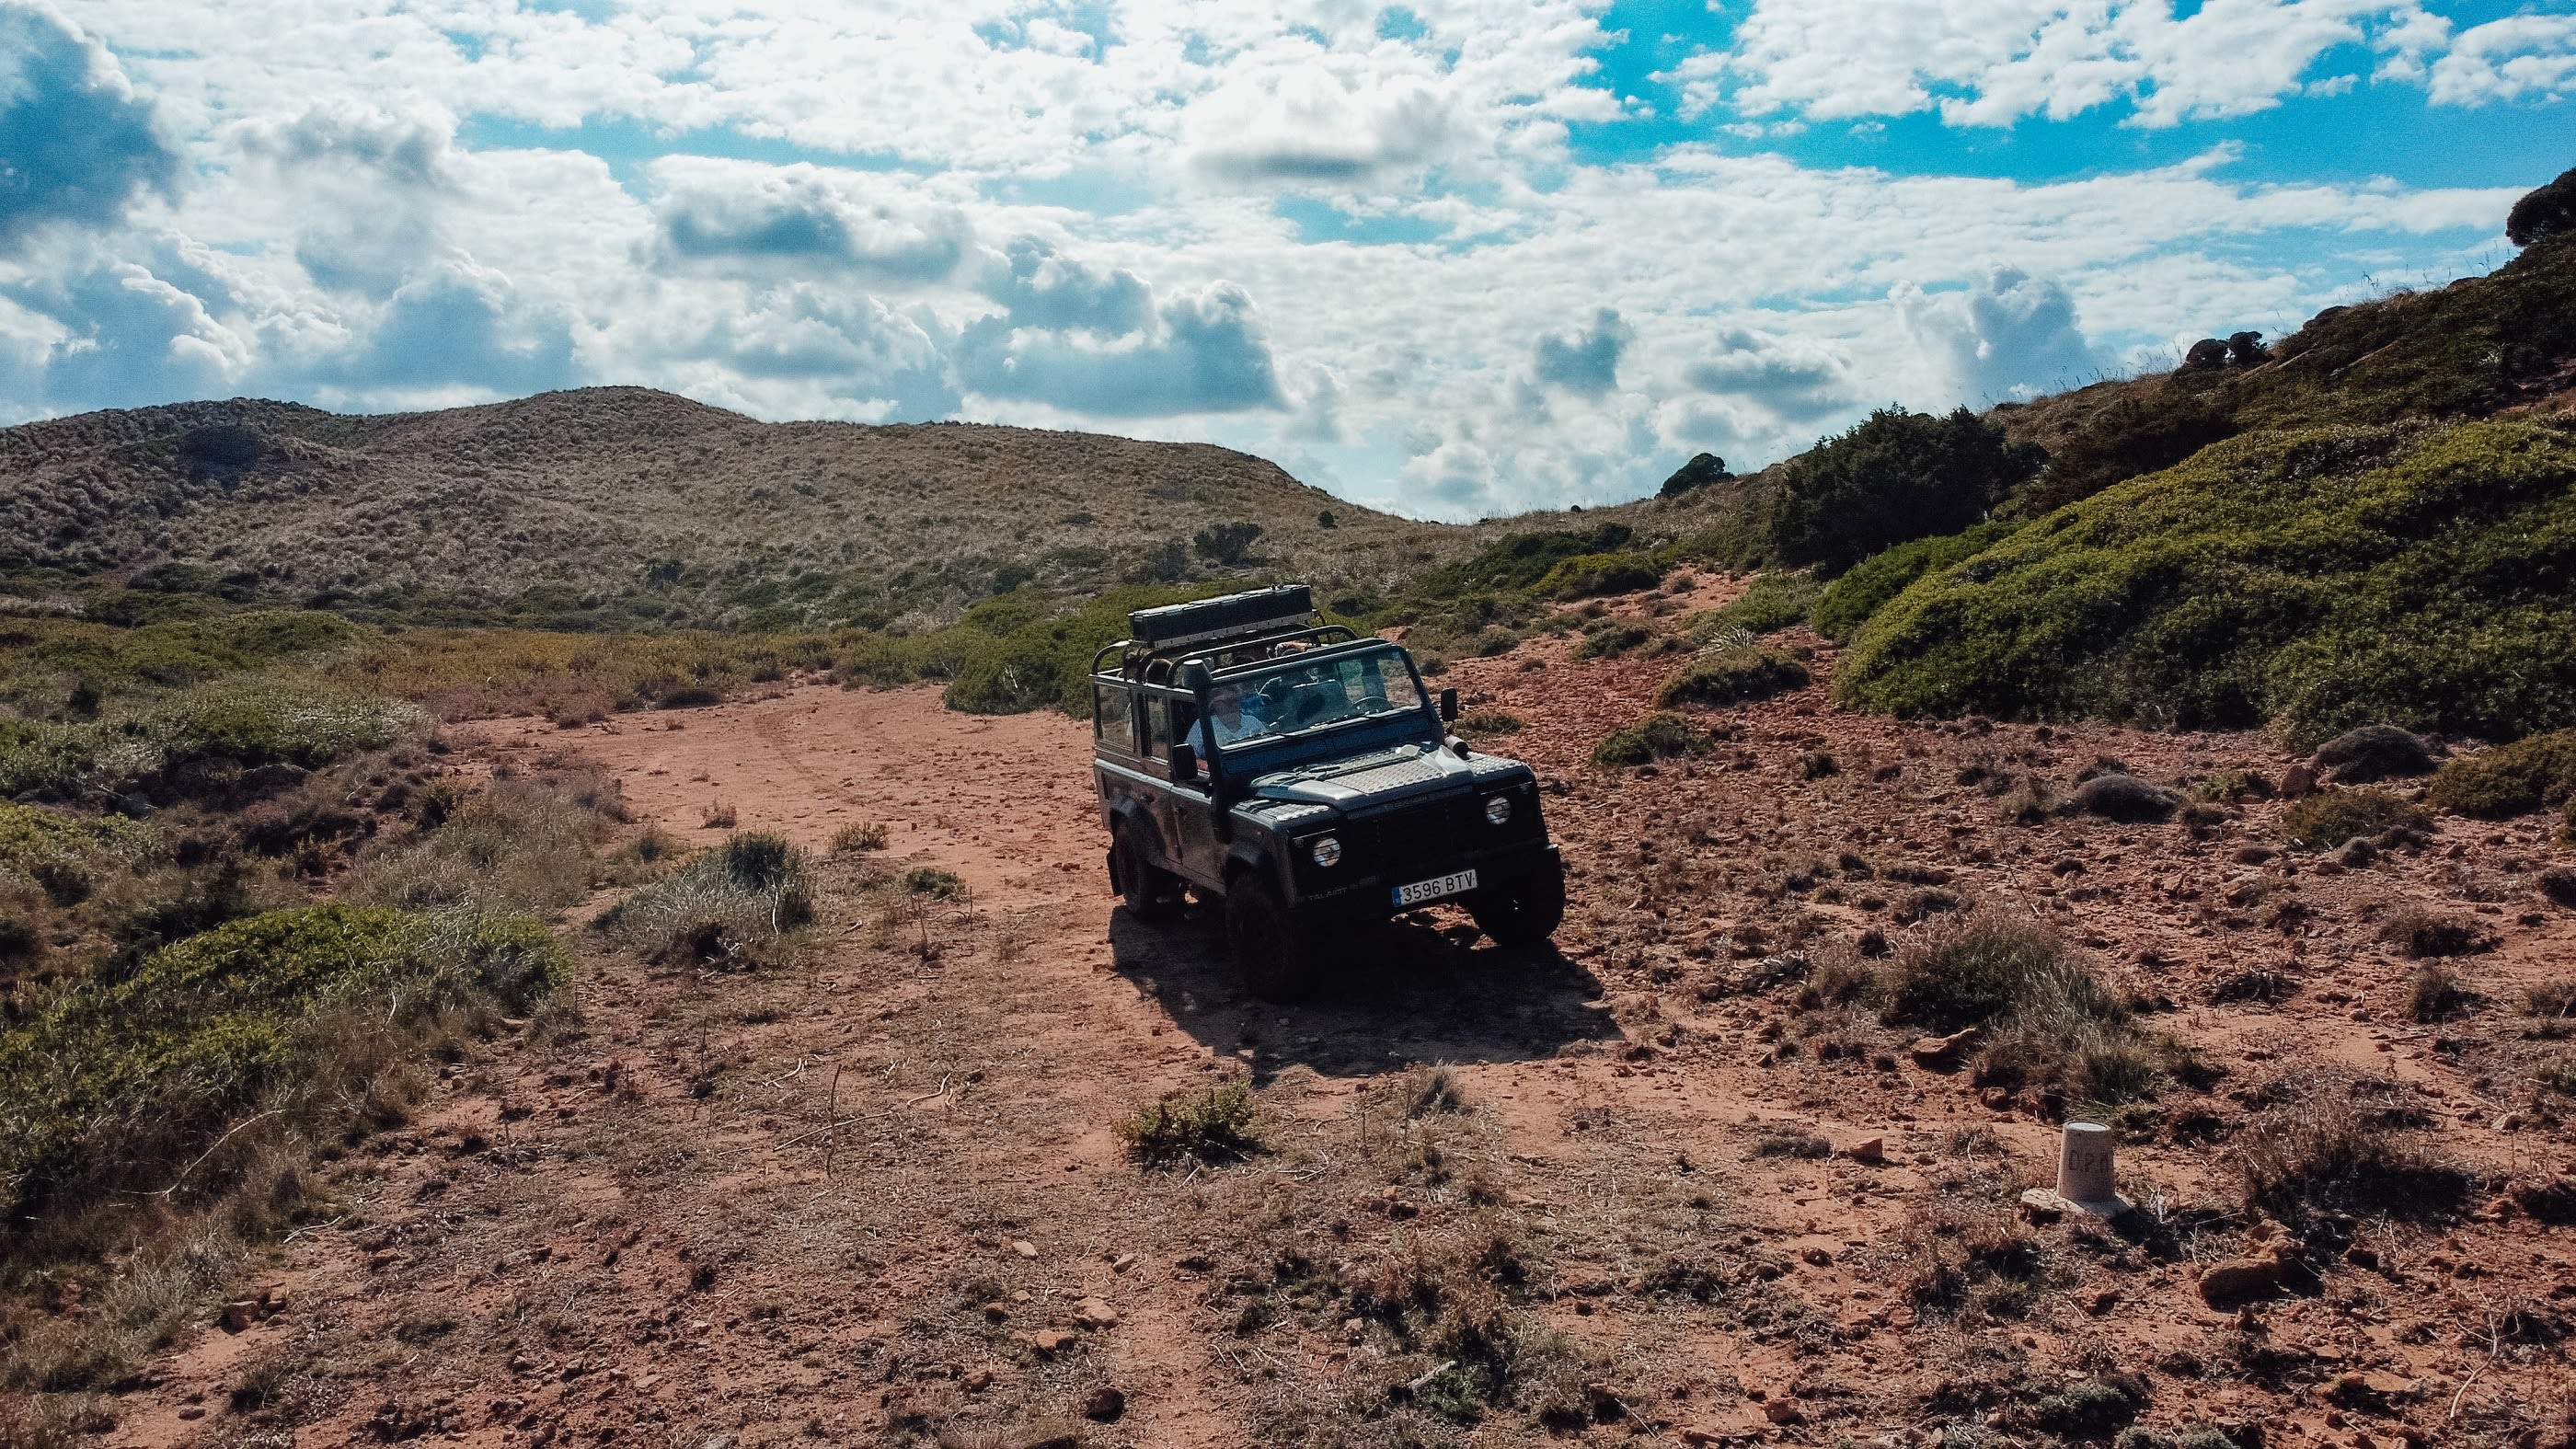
xmin=1142 ymin=697 xmax=1170 ymax=760
xmin=1094 ymin=684 xmax=1137 ymax=753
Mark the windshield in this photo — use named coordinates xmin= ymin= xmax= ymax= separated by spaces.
xmin=1196 ymin=646 xmax=1426 ymax=752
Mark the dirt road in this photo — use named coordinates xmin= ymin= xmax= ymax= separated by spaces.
xmin=112 ymin=633 xmax=2576 ymax=1449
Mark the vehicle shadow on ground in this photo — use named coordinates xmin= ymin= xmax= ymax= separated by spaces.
xmin=1107 ymin=903 xmax=1621 ymax=1084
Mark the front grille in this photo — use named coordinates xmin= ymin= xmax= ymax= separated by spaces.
xmin=1363 ymin=798 xmax=1476 ymax=877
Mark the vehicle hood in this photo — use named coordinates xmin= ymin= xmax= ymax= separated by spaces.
xmin=1246 ymin=743 xmax=1524 ymax=812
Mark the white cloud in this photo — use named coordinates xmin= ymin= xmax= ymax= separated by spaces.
xmin=2427 ymin=14 xmax=2576 ymax=106
xmin=1678 ymin=0 xmax=2445 ymax=128
xmin=0 ymin=0 xmax=2546 ymax=516
xmin=1898 ymin=266 xmax=2109 ymax=404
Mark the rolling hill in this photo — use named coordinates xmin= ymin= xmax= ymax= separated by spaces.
xmin=0 ymin=387 xmax=1485 ymax=631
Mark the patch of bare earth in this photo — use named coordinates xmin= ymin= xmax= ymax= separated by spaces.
xmin=100 ymin=624 xmax=2576 ymax=1449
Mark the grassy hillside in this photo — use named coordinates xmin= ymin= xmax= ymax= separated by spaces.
xmin=1991 ymin=230 xmax=2576 ymax=517
xmin=1836 ymin=420 xmax=2576 ymax=745
xmin=0 ymin=388 xmax=1470 ymax=631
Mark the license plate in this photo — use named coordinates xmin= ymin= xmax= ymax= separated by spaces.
xmin=1392 ymin=869 xmax=1478 ymax=907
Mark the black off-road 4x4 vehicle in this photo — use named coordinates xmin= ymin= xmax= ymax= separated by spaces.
xmin=1091 ymin=585 xmax=1565 ymax=1000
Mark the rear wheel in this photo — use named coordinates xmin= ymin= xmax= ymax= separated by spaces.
xmin=1226 ymin=875 xmax=1319 ymax=1003
xmin=1469 ymin=862 xmax=1566 ymax=949
xmin=1113 ymin=825 xmax=1181 ymax=922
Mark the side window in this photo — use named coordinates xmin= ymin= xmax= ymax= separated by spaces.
xmin=1094 ymin=684 xmax=1137 ymax=754
xmin=1143 ymin=697 xmax=1169 ymax=760
xmin=1171 ymin=698 xmax=1200 ymax=754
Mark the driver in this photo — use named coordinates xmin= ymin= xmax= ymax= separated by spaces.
xmin=1187 ymin=684 xmax=1266 ymax=756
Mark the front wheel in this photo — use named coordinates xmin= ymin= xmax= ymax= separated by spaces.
xmin=1225 ymin=875 xmax=1320 ymax=1003
xmin=1468 ymin=862 xmax=1566 ymax=949
xmin=1113 ymin=825 xmax=1181 ymax=923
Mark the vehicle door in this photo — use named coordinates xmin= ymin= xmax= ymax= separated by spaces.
xmin=1142 ymin=690 xmax=1225 ymax=888
xmin=1092 ymin=682 xmax=1163 ymax=858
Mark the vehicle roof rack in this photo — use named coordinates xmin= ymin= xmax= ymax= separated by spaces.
xmin=1093 ymin=585 xmax=1369 ymax=681
xmin=1126 ymin=585 xmax=1315 ymax=652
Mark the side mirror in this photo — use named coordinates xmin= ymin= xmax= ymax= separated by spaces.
xmin=1439 ymin=687 xmax=1459 ymax=722
xmin=1170 ymin=742 xmax=1199 ymax=782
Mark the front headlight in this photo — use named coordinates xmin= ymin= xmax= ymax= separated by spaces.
xmin=1309 ymin=835 xmax=1343 ymax=868
xmin=1484 ymin=796 xmax=1512 ymax=825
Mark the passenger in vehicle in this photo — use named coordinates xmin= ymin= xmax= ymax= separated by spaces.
xmin=1188 ymin=684 xmax=1268 ymax=755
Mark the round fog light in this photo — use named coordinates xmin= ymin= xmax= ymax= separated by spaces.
xmin=1310 ymin=835 xmax=1342 ymax=868
xmin=1484 ymin=796 xmax=1512 ymax=825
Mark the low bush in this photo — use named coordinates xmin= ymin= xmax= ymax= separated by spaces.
xmin=1591 ymin=711 xmax=1708 ymax=768
xmin=2073 ymin=772 xmax=2179 ymax=822
xmin=2312 ymin=724 xmax=2435 ymax=784
xmin=2281 ymin=789 xmax=2427 ymax=850
xmin=828 ymin=821 xmax=891 ymax=853
xmin=1810 ymin=521 xmax=2015 ymax=641
xmin=349 ymin=765 xmax=619 ymax=914
xmin=2234 ymin=1071 xmax=2469 ymax=1223
xmin=0 ymin=904 xmax=568 ymax=1214
xmin=2404 ymin=963 xmax=2466 ymax=1021
xmin=2379 ymin=905 xmax=2496 ymax=959
xmin=1693 ymin=572 xmax=1820 ymax=638
xmin=1453 ymin=709 xmax=1523 ymax=737
xmin=1880 ymin=910 xmax=2159 ymax=1106
xmin=1117 ymin=1080 xmax=1262 ymax=1167
xmin=1574 ymin=622 xmax=1662 ymax=660
xmin=1653 ymin=646 xmax=1809 ymax=709
xmin=1535 ymin=551 xmax=1663 ymax=600
xmin=1838 ymin=421 xmax=2576 ymax=745
xmin=2427 ymin=730 xmax=2576 ymax=818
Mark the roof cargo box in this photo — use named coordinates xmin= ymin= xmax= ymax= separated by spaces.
xmin=1128 ymin=585 xmax=1316 ymax=652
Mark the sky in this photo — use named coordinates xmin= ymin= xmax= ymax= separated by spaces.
xmin=0 ymin=1 xmax=2570 ymax=520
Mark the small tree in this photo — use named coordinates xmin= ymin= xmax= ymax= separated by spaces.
xmin=2508 ymin=165 xmax=2576 ymax=248
xmin=1764 ymin=407 xmax=2043 ymax=574
xmin=1317 ymin=510 xmax=1337 ymax=529
xmin=1192 ymin=521 xmax=1263 ymax=566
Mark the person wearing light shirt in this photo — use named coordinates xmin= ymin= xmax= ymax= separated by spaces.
xmin=1187 ymin=684 xmax=1265 ymax=758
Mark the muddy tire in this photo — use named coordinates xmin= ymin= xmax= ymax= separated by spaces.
xmin=1113 ymin=825 xmax=1181 ymax=923
xmin=1226 ymin=875 xmax=1318 ymax=1003
xmin=1469 ymin=862 xmax=1566 ymax=949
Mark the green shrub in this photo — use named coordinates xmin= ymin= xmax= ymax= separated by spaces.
xmin=933 ymin=582 xmax=1222 ymax=718
xmin=1535 ymin=551 xmax=1663 ymax=600
xmin=0 ymin=904 xmax=567 ymax=1213
xmin=1117 ymin=1080 xmax=1262 ymax=1167
xmin=2009 ymin=378 xmax=2238 ymax=516
xmin=1766 ymin=408 xmax=2044 ymax=575
xmin=1409 ymin=523 xmax=1635 ymax=600
xmin=1693 ymin=571 xmax=1820 ymax=638
xmin=1574 ymin=622 xmax=1662 ymax=659
xmin=2281 ymin=788 xmax=2427 ymax=850
xmin=1839 ymin=421 xmax=2576 ymax=745
xmin=1653 ymin=647 xmax=1809 ymax=709
xmin=146 ymin=682 xmax=424 ymax=770
xmin=1453 ymin=709 xmax=1523 ymax=737
xmin=2427 ymin=730 xmax=2576 ymax=818
xmin=902 ymin=866 xmax=966 ymax=899
xmin=1591 ymin=711 xmax=1708 ymax=768
xmin=1811 ymin=522 xmax=2014 ymax=640
xmin=0 ymin=801 xmax=155 ymax=890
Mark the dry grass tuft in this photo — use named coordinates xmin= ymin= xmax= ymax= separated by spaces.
xmin=2378 ymin=903 xmax=2498 ymax=958
xmin=829 ymin=820 xmax=891 ymax=854
xmin=2404 ymin=963 xmax=2466 ymax=1022
xmin=2234 ymin=1070 xmax=2470 ymax=1223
